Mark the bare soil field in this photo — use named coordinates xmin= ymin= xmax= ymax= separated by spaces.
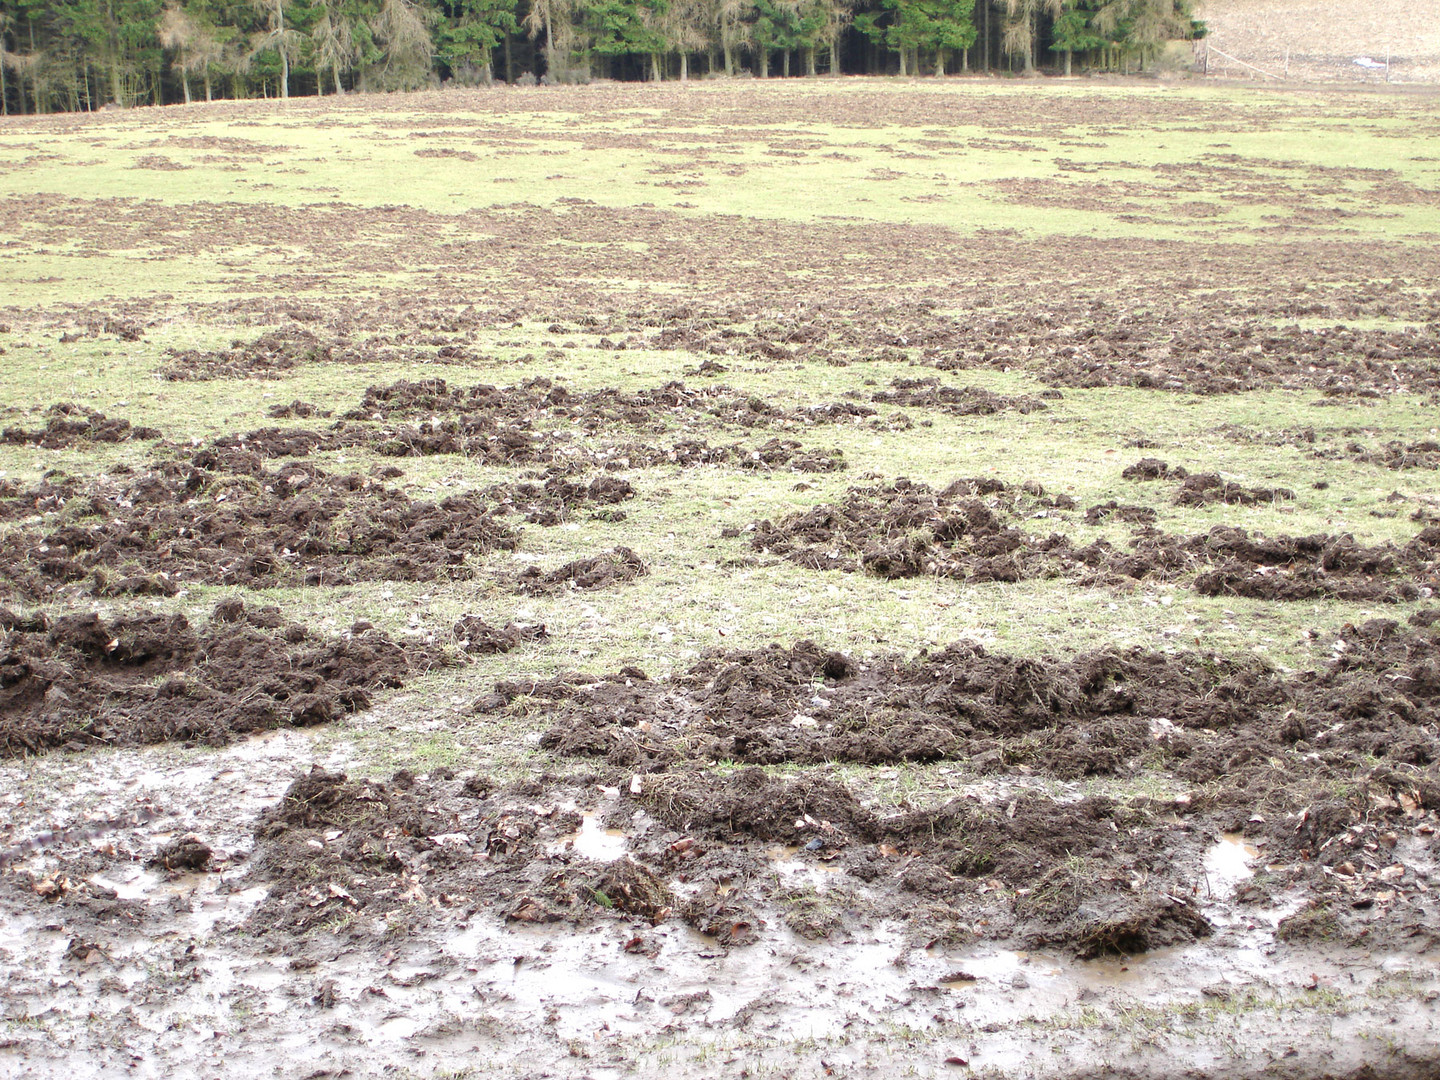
xmin=0 ymin=81 xmax=1438 ymax=1078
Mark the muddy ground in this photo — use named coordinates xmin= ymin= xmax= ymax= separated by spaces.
xmin=1 ymin=83 xmax=1439 ymax=1079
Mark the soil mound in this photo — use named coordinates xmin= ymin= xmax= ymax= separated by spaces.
xmin=0 ymin=600 xmax=446 ymax=755
xmin=346 ymin=376 xmax=876 ymax=439
xmin=215 ymin=377 xmax=850 ymax=474
xmin=1173 ymin=473 xmax=1295 ymax=507
xmin=518 ymin=622 xmax=1440 ymax=794
xmin=519 ymin=546 xmax=648 ymax=594
xmin=1348 ymin=439 xmax=1440 ymax=471
xmin=1 ymin=404 xmax=160 ymax=448
xmin=452 ymin=616 xmax=548 ymax=655
xmin=944 ymin=318 xmax=1440 ymax=398
xmin=747 ymin=478 xmax=1440 ymax=601
xmin=159 ymin=327 xmax=343 ymax=381
xmin=1122 ymin=458 xmax=1187 ymax=481
xmin=224 ymin=611 xmax=1440 ymax=956
xmin=870 ymin=377 xmax=1050 ymax=415
xmin=0 ymin=457 xmax=520 ymax=599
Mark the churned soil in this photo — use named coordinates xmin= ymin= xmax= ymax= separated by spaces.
xmin=236 ymin=604 xmax=1440 ymax=955
xmin=239 ymin=761 xmax=1228 ymax=957
xmin=0 ymin=403 xmax=161 ymax=449
xmin=745 ymin=476 xmax=1440 ymax=602
xmin=0 ymin=454 xmax=521 ymax=599
xmin=517 ymin=546 xmax=649 ymax=595
xmin=190 ymin=378 xmax=851 ymax=474
xmin=451 ymin=615 xmax=549 ymax=655
xmin=512 ymin=618 xmax=1440 ymax=787
xmin=13 ymin=187 xmax=1438 ymax=405
xmin=0 ymin=599 xmax=446 ymax=756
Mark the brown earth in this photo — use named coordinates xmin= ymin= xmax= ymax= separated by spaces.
xmin=6 ymin=197 xmax=1439 ymax=407
xmin=229 ymin=603 xmax=1440 ymax=956
xmin=746 ymin=476 xmax=1440 ymax=602
xmin=0 ymin=599 xmax=447 ymax=756
xmin=0 ymin=455 xmax=521 ymax=598
xmin=198 ymin=377 xmax=852 ymax=474
xmin=1 ymin=87 xmax=1438 ymax=1077
xmin=0 ymin=403 xmax=161 ymax=449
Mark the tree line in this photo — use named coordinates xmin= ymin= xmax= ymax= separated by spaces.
xmin=0 ymin=0 xmax=1202 ymax=112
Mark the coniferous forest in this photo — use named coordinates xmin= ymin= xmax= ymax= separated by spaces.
xmin=0 ymin=0 xmax=1203 ymax=111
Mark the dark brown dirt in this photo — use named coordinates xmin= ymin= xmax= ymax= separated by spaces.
xmin=8 ymin=186 xmax=1440 ymax=408
xmin=1346 ymin=439 xmax=1440 ymax=471
xmin=0 ymin=455 xmax=521 ymax=599
xmin=747 ymin=477 xmax=1440 ymax=602
xmin=0 ymin=599 xmax=447 ymax=756
xmin=235 ymin=762 xmax=1229 ymax=956
xmin=1173 ymin=472 xmax=1296 ymax=507
xmin=159 ymin=327 xmax=356 ymax=381
xmin=452 ymin=615 xmax=548 ymax=655
xmin=871 ymin=376 xmax=1052 ymax=415
xmin=510 ymin=622 xmax=1440 ymax=797
xmin=234 ymin=622 xmax=1440 ymax=956
xmin=517 ymin=546 xmax=648 ymax=595
xmin=197 ymin=378 xmax=850 ymax=474
xmin=1 ymin=404 xmax=160 ymax=449
xmin=1122 ymin=458 xmax=1188 ymax=481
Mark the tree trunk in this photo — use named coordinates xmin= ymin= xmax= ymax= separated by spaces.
xmin=981 ymin=0 xmax=990 ymax=71
xmin=182 ymin=68 xmax=192 ymax=103
xmin=680 ymin=52 xmax=688 ymax=81
xmin=935 ymin=48 xmax=945 ymax=75
xmin=723 ymin=41 xmax=734 ymax=76
xmin=28 ymin=20 xmax=41 ymax=113
xmin=897 ymin=47 xmax=906 ymax=76
xmin=782 ymin=50 xmax=789 ymax=77
xmin=805 ymin=46 xmax=815 ymax=76
xmin=205 ymin=69 xmax=213 ymax=100
xmin=273 ymin=0 xmax=289 ymax=97
xmin=1024 ymin=12 xmax=1035 ymax=72
xmin=1 ymin=51 xmax=7 ymax=116
xmin=831 ymin=36 xmax=841 ymax=74
xmin=759 ymin=49 xmax=768 ymax=77
xmin=1064 ymin=49 xmax=1071 ymax=76
xmin=962 ymin=47 xmax=968 ymax=72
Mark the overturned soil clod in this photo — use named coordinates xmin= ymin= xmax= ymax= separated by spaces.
xmin=1 ymin=403 xmax=160 ymax=449
xmin=0 ymin=456 xmax=521 ymax=598
xmin=452 ymin=616 xmax=548 ymax=655
xmin=0 ymin=600 xmax=448 ymax=756
xmin=518 ymin=545 xmax=648 ymax=594
xmin=748 ymin=477 xmax=1440 ymax=601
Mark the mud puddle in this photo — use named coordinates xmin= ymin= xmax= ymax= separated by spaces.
xmin=2 ymin=680 xmax=1438 ymax=1079
xmin=6 ymin=894 xmax=1433 ymax=1079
